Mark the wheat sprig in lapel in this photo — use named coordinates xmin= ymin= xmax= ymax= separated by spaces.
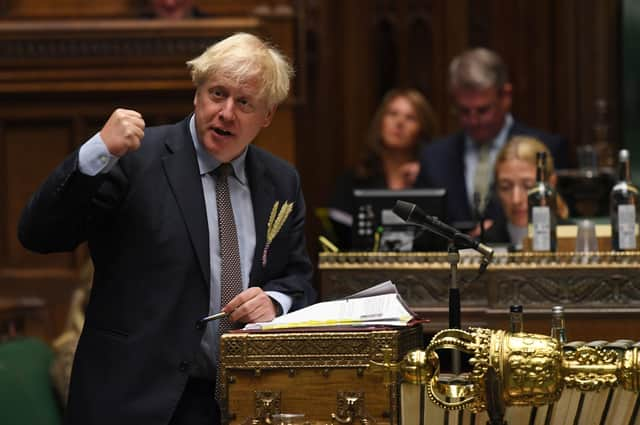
xmin=262 ymin=201 xmax=294 ymax=266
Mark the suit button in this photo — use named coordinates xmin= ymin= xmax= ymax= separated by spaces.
xmin=179 ymin=361 xmax=190 ymax=372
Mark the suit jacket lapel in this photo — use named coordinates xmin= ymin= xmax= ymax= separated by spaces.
xmin=245 ymin=147 xmax=275 ymax=285
xmin=161 ymin=120 xmax=210 ymax=288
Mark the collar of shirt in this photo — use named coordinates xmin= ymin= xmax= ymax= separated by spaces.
xmin=464 ymin=113 xmax=514 ymax=155
xmin=463 ymin=114 xmax=515 ymax=207
xmin=189 ymin=114 xmax=248 ymax=185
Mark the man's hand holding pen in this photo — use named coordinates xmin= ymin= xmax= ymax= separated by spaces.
xmin=224 ymin=287 xmax=278 ymax=324
xmin=198 ymin=287 xmax=279 ymax=328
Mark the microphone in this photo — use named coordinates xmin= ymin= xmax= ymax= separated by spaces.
xmin=392 ymin=200 xmax=494 ymax=265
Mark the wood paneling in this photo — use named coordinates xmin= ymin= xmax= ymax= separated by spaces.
xmin=298 ymin=0 xmax=620 ymax=245
xmin=1 ymin=0 xmax=136 ymax=18
xmin=466 ymin=0 xmax=620 ymax=166
xmin=0 ymin=0 xmax=292 ymax=19
xmin=5 ymin=121 xmax=74 ymax=268
xmin=1 ymin=297 xmax=52 ymax=342
xmin=297 ymin=0 xmax=469 ymax=255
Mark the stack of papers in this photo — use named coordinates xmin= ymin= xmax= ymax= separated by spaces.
xmin=244 ymin=281 xmax=416 ymax=330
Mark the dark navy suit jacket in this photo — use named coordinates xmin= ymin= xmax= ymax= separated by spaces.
xmin=416 ymin=121 xmax=568 ymax=225
xmin=18 ymin=116 xmax=315 ymax=425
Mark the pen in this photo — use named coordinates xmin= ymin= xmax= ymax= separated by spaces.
xmin=196 ymin=311 xmax=228 ymax=329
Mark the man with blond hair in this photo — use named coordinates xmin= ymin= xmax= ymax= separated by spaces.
xmin=19 ymin=33 xmax=315 ymax=425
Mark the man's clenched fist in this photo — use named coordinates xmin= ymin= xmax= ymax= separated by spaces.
xmin=100 ymin=109 xmax=145 ymax=157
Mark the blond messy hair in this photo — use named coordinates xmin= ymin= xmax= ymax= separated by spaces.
xmin=186 ymin=32 xmax=294 ymax=108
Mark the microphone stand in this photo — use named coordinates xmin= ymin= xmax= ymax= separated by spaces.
xmin=447 ymin=239 xmax=462 ymax=374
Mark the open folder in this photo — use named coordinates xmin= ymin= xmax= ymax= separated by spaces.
xmin=244 ymin=281 xmax=417 ymax=330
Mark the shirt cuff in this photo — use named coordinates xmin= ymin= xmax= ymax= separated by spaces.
xmin=78 ymin=133 xmax=119 ymax=176
xmin=264 ymin=291 xmax=292 ymax=316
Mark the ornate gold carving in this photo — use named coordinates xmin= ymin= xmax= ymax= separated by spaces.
xmin=221 ymin=328 xmax=422 ymax=369
xmin=400 ymin=349 xmax=437 ymax=385
xmin=562 ymin=345 xmax=618 ymax=391
xmin=501 ymin=332 xmax=562 ymax=405
xmin=331 ymin=392 xmax=364 ymax=424
xmin=369 ymin=346 xmax=401 ymax=387
xmin=389 ymin=328 xmax=640 ymax=415
xmin=254 ymin=391 xmax=281 ymax=424
xmin=620 ymin=344 xmax=640 ymax=391
xmin=319 ymin=251 xmax=640 ymax=270
xmin=320 ymin=251 xmax=640 ymax=312
xmin=221 ymin=328 xmax=421 ymax=425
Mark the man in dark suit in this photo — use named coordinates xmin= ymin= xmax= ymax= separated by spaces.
xmin=18 ymin=33 xmax=315 ymax=425
xmin=417 ymin=47 xmax=567 ymax=227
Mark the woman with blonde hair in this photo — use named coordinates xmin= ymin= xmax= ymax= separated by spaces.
xmin=485 ymin=135 xmax=569 ymax=249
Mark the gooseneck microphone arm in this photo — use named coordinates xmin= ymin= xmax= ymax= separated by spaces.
xmin=392 ymin=200 xmax=495 ymax=267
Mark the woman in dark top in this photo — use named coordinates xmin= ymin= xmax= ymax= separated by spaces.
xmin=486 ymin=135 xmax=569 ymax=250
xmin=328 ymin=88 xmax=437 ymax=249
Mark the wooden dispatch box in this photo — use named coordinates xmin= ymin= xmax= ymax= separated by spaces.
xmin=220 ymin=326 xmax=424 ymax=425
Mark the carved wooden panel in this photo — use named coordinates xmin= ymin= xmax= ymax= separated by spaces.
xmin=0 ymin=0 xmax=294 ymax=19
xmin=3 ymin=120 xmax=77 ymax=269
xmin=1 ymin=0 xmax=136 ymax=18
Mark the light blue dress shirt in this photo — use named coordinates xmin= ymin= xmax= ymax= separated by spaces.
xmin=464 ymin=114 xmax=514 ymax=207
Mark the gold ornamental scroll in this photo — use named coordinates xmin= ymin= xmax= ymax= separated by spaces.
xmin=392 ymin=328 xmax=640 ymax=425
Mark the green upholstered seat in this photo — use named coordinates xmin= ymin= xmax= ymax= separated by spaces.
xmin=0 ymin=337 xmax=62 ymax=425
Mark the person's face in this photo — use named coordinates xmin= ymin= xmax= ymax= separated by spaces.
xmin=453 ymin=84 xmax=512 ymax=144
xmin=380 ymin=96 xmax=421 ymax=151
xmin=496 ymin=158 xmax=536 ymax=227
xmin=194 ymin=76 xmax=275 ymax=163
xmin=151 ymin=0 xmax=194 ymax=19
